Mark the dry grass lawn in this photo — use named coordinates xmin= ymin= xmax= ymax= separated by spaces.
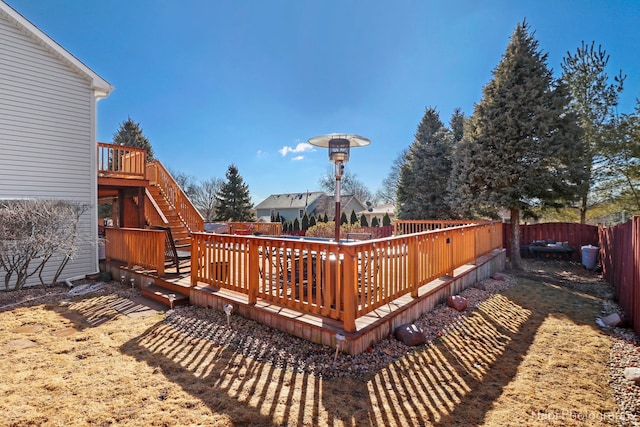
xmin=0 ymin=262 xmax=625 ymax=426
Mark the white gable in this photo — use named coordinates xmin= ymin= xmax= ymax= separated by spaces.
xmin=0 ymin=1 xmax=112 ymax=286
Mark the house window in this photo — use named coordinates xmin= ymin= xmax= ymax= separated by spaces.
xmin=299 ymin=209 xmax=304 ymax=218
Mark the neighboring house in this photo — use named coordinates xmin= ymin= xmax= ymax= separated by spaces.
xmin=0 ymin=1 xmax=113 ymax=285
xmin=255 ymin=191 xmax=326 ymax=222
xmin=255 ymin=191 xmax=367 ymax=222
xmin=356 ymin=203 xmax=396 ymax=225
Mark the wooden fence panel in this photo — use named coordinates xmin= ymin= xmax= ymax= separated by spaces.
xmin=599 ymin=218 xmax=639 ymax=333
xmin=503 ymin=222 xmax=599 ymax=261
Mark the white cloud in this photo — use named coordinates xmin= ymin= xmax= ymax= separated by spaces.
xmin=292 ymin=155 xmax=304 ymax=161
xmin=279 ymin=142 xmax=315 ymax=156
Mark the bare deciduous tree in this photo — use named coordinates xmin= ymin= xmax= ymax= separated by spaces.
xmin=192 ymin=178 xmax=223 ymax=221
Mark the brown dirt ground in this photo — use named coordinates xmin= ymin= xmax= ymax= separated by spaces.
xmin=0 ymin=260 xmax=633 ymax=426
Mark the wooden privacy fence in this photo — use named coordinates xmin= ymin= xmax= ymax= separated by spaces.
xmin=282 ymin=226 xmax=394 ymax=239
xmin=503 ymin=222 xmax=599 ymax=261
xmin=191 ymin=221 xmax=503 ymax=333
xmin=104 ymin=227 xmax=166 ymax=276
xmin=227 ymin=222 xmax=282 ymax=236
xmin=599 ymin=217 xmax=640 ymax=333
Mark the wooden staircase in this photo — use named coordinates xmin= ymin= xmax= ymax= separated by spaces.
xmin=141 ymin=281 xmax=190 ymax=308
xmin=140 ymin=160 xmax=205 ymax=307
xmin=146 ymin=185 xmax=191 ymax=245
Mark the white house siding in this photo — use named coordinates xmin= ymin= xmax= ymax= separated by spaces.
xmin=0 ymin=11 xmax=98 ymax=286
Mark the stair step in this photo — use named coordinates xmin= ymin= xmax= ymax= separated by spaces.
xmin=141 ymin=285 xmax=189 ymax=308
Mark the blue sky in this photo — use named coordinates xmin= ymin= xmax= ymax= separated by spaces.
xmin=6 ymin=0 xmax=640 ymax=205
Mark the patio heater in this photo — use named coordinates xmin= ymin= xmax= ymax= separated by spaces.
xmin=308 ymin=134 xmax=371 ymax=243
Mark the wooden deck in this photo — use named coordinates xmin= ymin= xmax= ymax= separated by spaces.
xmin=106 ymin=249 xmax=504 ymax=355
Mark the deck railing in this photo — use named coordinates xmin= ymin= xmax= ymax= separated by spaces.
xmin=190 ymin=220 xmax=503 ymax=332
xmin=105 ymin=227 xmax=166 ymax=276
xmin=147 ymin=161 xmax=204 ymax=233
xmin=394 ymin=219 xmax=482 ymax=235
xmin=97 ymin=142 xmax=147 ymax=179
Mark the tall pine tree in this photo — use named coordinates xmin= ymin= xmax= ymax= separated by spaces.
xmin=112 ymin=117 xmax=155 ymax=162
xmin=397 ymin=107 xmax=454 ymax=219
xmin=451 ymin=20 xmax=583 ymax=268
xmin=215 ymin=164 xmax=253 ymax=221
xmin=561 ymin=41 xmax=626 ymax=223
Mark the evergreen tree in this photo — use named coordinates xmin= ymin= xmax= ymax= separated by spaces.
xmin=360 ymin=214 xmax=369 ymax=227
xmin=340 ymin=211 xmax=348 ymax=225
xmin=371 ymin=216 xmax=380 ymax=227
xmin=282 ymin=221 xmax=289 ymax=232
xmin=397 ymin=107 xmax=454 ymax=219
xmin=599 ymin=106 xmax=640 ymax=215
xmin=309 ymin=214 xmax=317 ymax=228
xmin=215 ymin=164 xmax=253 ymax=221
xmin=451 ymin=20 xmax=583 ymax=268
xmin=350 ymin=209 xmax=358 ymax=225
xmin=275 ymin=212 xmax=281 ymax=223
xmin=112 ymin=117 xmax=154 ymax=162
xmin=301 ymin=212 xmax=309 ymax=230
xmin=293 ymin=218 xmax=300 ymax=231
xmin=270 ymin=212 xmax=276 ymax=222
xmin=382 ymin=213 xmax=391 ymax=227
xmin=323 ymin=212 xmax=329 ymax=223
xmin=450 ymin=108 xmax=465 ymax=143
xmin=561 ymin=41 xmax=626 ymax=223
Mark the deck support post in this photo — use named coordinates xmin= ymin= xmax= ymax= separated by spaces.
xmin=410 ymin=235 xmax=419 ymax=298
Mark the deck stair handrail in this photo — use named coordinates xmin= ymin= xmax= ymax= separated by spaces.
xmin=97 ymin=142 xmax=147 ymax=179
xmin=144 ymin=188 xmax=169 ymax=226
xmin=146 ymin=161 xmax=204 ymax=234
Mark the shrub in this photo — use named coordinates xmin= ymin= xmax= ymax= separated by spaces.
xmin=350 ymin=209 xmax=358 ymax=225
xmin=0 ymin=199 xmax=89 ymax=291
xmin=305 ymin=221 xmax=366 ymax=240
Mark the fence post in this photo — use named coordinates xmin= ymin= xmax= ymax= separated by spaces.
xmin=248 ymin=239 xmax=258 ymax=305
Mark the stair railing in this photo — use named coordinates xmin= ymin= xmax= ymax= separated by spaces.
xmin=144 ymin=188 xmax=169 ymax=226
xmin=147 ymin=161 xmax=204 ymax=233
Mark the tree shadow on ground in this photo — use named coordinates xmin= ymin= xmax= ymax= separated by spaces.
xmin=120 ymin=318 xmax=374 ymax=426
xmin=115 ymin=262 xmax=612 ymax=426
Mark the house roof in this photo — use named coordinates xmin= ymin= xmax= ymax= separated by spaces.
xmin=254 ymin=191 xmax=326 ymax=211
xmin=0 ymin=1 xmax=114 ymax=98
xmin=356 ymin=203 xmax=396 ymax=216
